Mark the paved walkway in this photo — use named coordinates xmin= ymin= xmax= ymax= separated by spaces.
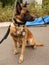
xmin=0 ymin=22 xmax=11 ymax=27
xmin=0 ymin=25 xmax=49 ymax=65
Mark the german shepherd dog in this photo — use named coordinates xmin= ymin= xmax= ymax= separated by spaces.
xmin=0 ymin=2 xmax=44 ymax=63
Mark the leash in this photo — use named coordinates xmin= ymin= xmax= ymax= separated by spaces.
xmin=0 ymin=25 xmax=10 ymax=44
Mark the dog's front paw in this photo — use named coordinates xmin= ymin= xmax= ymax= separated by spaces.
xmin=14 ymin=50 xmax=18 ymax=55
xmin=19 ymin=55 xmax=24 ymax=64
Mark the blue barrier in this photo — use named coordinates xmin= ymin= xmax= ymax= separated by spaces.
xmin=26 ymin=16 xmax=49 ymax=26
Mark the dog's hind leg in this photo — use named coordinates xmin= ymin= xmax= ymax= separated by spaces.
xmin=29 ymin=35 xmax=44 ymax=48
xmin=31 ymin=37 xmax=44 ymax=48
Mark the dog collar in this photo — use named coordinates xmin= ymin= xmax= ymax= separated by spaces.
xmin=13 ymin=18 xmax=26 ymax=26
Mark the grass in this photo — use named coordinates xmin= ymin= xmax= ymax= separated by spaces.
xmin=0 ymin=5 xmax=13 ymax=22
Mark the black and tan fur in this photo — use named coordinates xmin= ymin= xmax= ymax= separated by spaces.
xmin=0 ymin=2 xmax=44 ymax=64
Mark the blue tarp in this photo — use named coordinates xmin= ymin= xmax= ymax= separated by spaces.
xmin=26 ymin=16 xmax=49 ymax=26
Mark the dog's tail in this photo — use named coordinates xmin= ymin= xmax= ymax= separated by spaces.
xmin=0 ymin=25 xmax=10 ymax=44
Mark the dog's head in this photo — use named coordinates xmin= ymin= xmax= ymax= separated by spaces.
xmin=14 ymin=2 xmax=38 ymax=24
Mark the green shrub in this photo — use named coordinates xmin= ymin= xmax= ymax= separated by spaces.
xmin=28 ymin=3 xmax=44 ymax=17
xmin=28 ymin=1 xmax=49 ymax=17
xmin=0 ymin=2 xmax=2 ymax=8
xmin=1 ymin=0 xmax=15 ymax=7
xmin=43 ymin=0 xmax=49 ymax=15
xmin=0 ymin=5 xmax=13 ymax=22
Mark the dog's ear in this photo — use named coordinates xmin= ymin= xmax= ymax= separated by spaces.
xmin=16 ymin=2 xmax=22 ymax=14
xmin=23 ymin=1 xmax=27 ymax=7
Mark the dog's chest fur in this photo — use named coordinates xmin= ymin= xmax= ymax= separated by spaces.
xmin=10 ymin=24 xmax=27 ymax=42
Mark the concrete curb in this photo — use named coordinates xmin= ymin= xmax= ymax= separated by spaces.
xmin=0 ymin=22 xmax=11 ymax=27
